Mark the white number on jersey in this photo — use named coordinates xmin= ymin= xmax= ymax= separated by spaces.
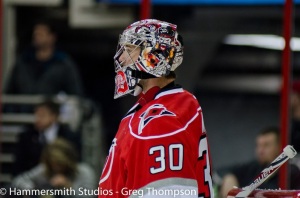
xmin=198 ymin=133 xmax=213 ymax=198
xmin=149 ymin=144 xmax=183 ymax=174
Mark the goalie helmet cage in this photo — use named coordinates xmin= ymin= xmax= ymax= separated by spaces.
xmin=228 ymin=188 xmax=300 ymax=198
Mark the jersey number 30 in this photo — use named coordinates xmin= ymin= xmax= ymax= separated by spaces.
xmin=149 ymin=144 xmax=183 ymax=174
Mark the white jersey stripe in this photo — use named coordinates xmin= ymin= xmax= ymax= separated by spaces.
xmin=155 ymin=88 xmax=184 ymax=99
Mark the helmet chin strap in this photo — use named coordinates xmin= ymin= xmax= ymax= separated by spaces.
xmin=130 ymin=69 xmax=160 ymax=96
xmin=131 ymin=70 xmax=157 ymax=79
xmin=133 ymin=83 xmax=143 ymax=96
xmin=131 ymin=70 xmax=157 ymax=96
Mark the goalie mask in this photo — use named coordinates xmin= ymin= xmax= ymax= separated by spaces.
xmin=114 ymin=19 xmax=184 ymax=99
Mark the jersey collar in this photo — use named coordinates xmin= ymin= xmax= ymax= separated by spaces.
xmin=137 ymin=86 xmax=161 ymax=107
xmin=124 ymin=81 xmax=182 ymax=117
xmin=137 ymin=81 xmax=182 ymax=107
xmin=154 ymin=81 xmax=182 ymax=100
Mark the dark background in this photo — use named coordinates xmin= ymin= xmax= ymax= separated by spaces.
xmin=12 ymin=2 xmax=300 ymax=169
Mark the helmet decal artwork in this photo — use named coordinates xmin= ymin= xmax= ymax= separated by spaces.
xmin=114 ymin=67 xmax=137 ymax=97
xmin=114 ymin=19 xmax=184 ymax=99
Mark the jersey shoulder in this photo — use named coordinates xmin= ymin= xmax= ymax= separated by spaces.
xmin=129 ymin=89 xmax=202 ymax=139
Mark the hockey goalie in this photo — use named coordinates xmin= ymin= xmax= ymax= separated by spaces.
xmin=98 ymin=19 xmax=214 ymax=198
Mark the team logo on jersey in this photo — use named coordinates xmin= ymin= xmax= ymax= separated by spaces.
xmin=138 ymin=104 xmax=176 ymax=134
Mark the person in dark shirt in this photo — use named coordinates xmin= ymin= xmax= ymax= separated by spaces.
xmin=13 ymin=100 xmax=81 ymax=176
xmin=5 ymin=21 xmax=83 ymax=96
xmin=219 ymin=127 xmax=300 ymax=198
xmin=291 ymin=81 xmax=300 ymax=152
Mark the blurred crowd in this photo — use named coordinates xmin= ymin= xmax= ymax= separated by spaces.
xmin=212 ymin=82 xmax=300 ymax=197
xmin=3 ymin=100 xmax=98 ymax=198
xmin=1 ymin=21 xmax=100 ymax=198
xmin=214 ymin=127 xmax=300 ymax=198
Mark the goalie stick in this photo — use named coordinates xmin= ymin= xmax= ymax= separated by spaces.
xmin=235 ymin=145 xmax=297 ymax=198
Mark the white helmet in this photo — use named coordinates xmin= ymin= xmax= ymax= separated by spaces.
xmin=114 ymin=19 xmax=184 ymax=99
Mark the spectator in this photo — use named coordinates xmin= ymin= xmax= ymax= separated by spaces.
xmin=5 ymin=20 xmax=83 ymax=96
xmin=218 ymin=127 xmax=300 ymax=198
xmin=291 ymin=81 xmax=300 ymax=152
xmin=11 ymin=138 xmax=96 ymax=198
xmin=13 ymin=100 xmax=81 ymax=176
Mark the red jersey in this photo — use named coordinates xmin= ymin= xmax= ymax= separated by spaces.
xmin=99 ymin=85 xmax=214 ymax=198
